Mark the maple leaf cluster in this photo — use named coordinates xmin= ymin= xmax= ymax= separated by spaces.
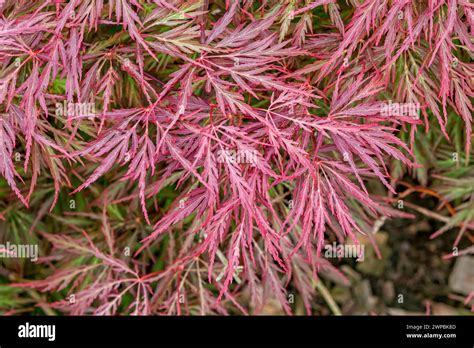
xmin=0 ymin=0 xmax=472 ymax=315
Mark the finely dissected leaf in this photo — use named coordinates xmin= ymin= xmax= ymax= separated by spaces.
xmin=0 ymin=116 xmax=28 ymax=206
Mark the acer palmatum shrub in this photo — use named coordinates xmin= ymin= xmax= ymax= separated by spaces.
xmin=0 ymin=0 xmax=472 ymax=315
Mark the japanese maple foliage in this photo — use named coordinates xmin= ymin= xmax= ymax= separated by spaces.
xmin=0 ymin=0 xmax=472 ymax=315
